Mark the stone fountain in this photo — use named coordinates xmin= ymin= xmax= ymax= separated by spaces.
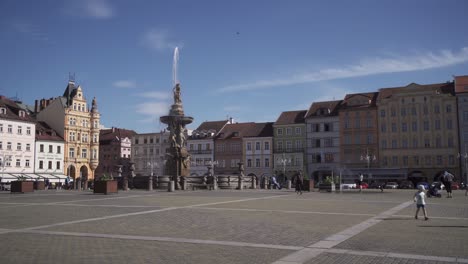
xmin=160 ymin=47 xmax=193 ymax=190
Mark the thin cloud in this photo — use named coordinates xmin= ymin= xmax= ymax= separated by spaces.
xmin=62 ymin=0 xmax=114 ymax=19
xmin=135 ymin=102 xmax=170 ymax=123
xmin=136 ymin=91 xmax=170 ymax=100
xmin=143 ymin=29 xmax=181 ymax=51
xmin=113 ymin=80 xmax=136 ymax=88
xmin=219 ymin=47 xmax=468 ymax=92
xmin=11 ymin=20 xmax=51 ymax=43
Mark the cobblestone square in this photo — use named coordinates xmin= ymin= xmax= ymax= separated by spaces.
xmin=0 ymin=188 xmax=467 ymax=264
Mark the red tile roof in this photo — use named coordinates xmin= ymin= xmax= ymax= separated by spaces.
xmin=100 ymin=127 xmax=137 ymax=144
xmin=36 ymin=121 xmax=64 ymax=141
xmin=216 ymin=122 xmax=257 ymax=139
xmin=305 ymin=100 xmax=342 ymax=118
xmin=0 ymin=96 xmax=36 ymax=124
xmin=275 ymin=110 xmax=307 ymax=125
xmin=377 ymin=82 xmax=454 ymax=102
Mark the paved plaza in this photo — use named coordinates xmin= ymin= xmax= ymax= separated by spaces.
xmin=0 ymin=188 xmax=467 ymax=264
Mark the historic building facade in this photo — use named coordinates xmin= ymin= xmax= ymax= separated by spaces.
xmin=243 ymin=122 xmax=274 ymax=178
xmin=273 ymin=110 xmax=307 ymax=182
xmin=34 ymin=121 xmax=65 ymax=182
xmin=376 ymin=82 xmax=459 ymax=183
xmin=131 ymin=131 xmax=170 ymax=177
xmin=35 ymin=81 xmax=100 ymax=188
xmin=455 ymin=75 xmax=468 ymax=184
xmin=95 ymin=127 xmax=136 ymax=179
xmin=305 ymin=102 xmax=341 ymax=183
xmin=0 ymin=96 xmax=36 ymax=181
xmin=188 ymin=120 xmax=229 ymax=176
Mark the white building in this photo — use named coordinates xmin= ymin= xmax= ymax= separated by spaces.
xmin=34 ymin=121 xmax=66 ymax=183
xmin=131 ymin=131 xmax=170 ymax=176
xmin=0 ymin=96 xmax=36 ymax=182
xmin=243 ymin=122 xmax=274 ymax=178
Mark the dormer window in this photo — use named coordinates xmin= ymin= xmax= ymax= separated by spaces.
xmin=18 ymin=110 xmax=25 ymax=117
xmin=0 ymin=107 xmax=6 ymax=114
xmin=233 ymin=132 xmax=239 ymax=137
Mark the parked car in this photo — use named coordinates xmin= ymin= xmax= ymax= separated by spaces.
xmin=451 ymin=182 xmax=460 ymax=190
xmin=431 ymin=181 xmax=445 ymax=190
xmin=398 ymin=181 xmax=414 ymax=189
xmin=385 ymin=182 xmax=398 ymax=189
xmin=340 ymin=183 xmax=356 ymax=189
xmin=416 ymin=182 xmax=430 ymax=190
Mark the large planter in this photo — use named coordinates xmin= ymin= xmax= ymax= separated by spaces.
xmin=93 ymin=180 xmax=118 ymax=194
xmin=11 ymin=181 xmax=34 ymax=193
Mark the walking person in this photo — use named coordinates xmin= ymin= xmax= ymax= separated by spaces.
xmin=271 ymin=174 xmax=282 ymax=190
xmin=294 ymin=171 xmax=304 ymax=195
xmin=358 ymin=173 xmax=364 ymax=192
xmin=414 ymin=185 xmax=429 ymax=221
xmin=443 ymin=171 xmax=455 ymax=198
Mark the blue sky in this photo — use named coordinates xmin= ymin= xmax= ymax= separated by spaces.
xmin=1 ymin=0 xmax=468 ymax=133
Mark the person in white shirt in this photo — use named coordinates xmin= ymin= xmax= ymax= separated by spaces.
xmin=414 ymin=185 xmax=429 ymax=221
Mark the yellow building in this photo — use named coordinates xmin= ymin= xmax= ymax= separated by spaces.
xmin=35 ymin=81 xmax=100 ymax=189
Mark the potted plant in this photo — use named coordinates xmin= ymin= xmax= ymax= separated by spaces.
xmin=319 ymin=176 xmax=336 ymax=192
xmin=11 ymin=176 xmax=34 ymax=193
xmin=93 ymin=174 xmax=118 ymax=195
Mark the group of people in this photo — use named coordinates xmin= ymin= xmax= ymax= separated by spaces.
xmin=270 ymin=171 xmax=304 ymax=195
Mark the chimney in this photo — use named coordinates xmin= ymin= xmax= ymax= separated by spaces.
xmin=229 ymin=117 xmax=234 ymax=124
xmin=35 ymin=100 xmax=39 ymax=113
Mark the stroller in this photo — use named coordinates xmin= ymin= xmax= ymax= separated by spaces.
xmin=427 ymin=185 xmax=441 ymax=198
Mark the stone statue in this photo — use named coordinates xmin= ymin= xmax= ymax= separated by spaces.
xmin=173 ymin=83 xmax=182 ymax=104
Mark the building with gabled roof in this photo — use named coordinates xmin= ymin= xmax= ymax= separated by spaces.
xmin=0 ymin=96 xmax=36 ymax=182
xmin=304 ymin=101 xmax=342 ymax=183
xmin=455 ymin=75 xmax=468 ymax=184
xmin=214 ymin=122 xmax=257 ymax=175
xmin=34 ymin=121 xmax=66 ymax=183
xmin=273 ymin=110 xmax=307 ymax=183
xmin=376 ymin=81 xmax=458 ymax=184
xmin=35 ymin=80 xmax=100 ymax=189
xmin=243 ymin=122 xmax=274 ymax=180
xmin=95 ymin=127 xmax=137 ymax=179
xmin=188 ymin=120 xmax=230 ymax=176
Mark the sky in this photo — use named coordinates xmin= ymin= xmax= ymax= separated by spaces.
xmin=1 ymin=0 xmax=468 ymax=133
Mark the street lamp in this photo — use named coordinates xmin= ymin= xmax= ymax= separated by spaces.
xmin=360 ymin=148 xmax=376 ymax=180
xmin=276 ymin=153 xmax=291 ymax=181
xmin=147 ymin=161 xmax=159 ymax=190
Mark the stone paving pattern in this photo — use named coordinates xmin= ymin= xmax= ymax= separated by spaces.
xmin=0 ymin=188 xmax=467 ymax=264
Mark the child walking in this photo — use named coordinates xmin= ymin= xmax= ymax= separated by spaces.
xmin=414 ymin=185 xmax=429 ymax=220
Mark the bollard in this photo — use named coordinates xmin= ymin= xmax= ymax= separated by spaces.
xmin=238 ymin=176 xmax=243 ymax=190
xmin=287 ymin=180 xmax=292 ymax=190
xmin=251 ymin=175 xmax=256 ymax=189
xmin=148 ymin=176 xmax=153 ymax=191
xmin=168 ymin=180 xmax=175 ymax=192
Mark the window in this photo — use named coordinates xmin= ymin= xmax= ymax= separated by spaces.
xmin=423 ymin=106 xmax=428 ymax=115
xmin=16 ymin=159 xmax=20 ymax=167
xmin=48 ymin=161 xmax=52 ymax=169
xmin=15 ymin=142 xmax=22 ymax=150
xmin=56 ymin=161 xmax=61 ymax=170
xmin=464 ymin=111 xmax=468 ymax=121
xmin=355 ymin=119 xmax=360 ymax=129
xmin=391 ymin=139 xmax=397 ymax=148
xmin=255 ymin=142 xmax=261 ymax=151
xmin=425 ymin=156 xmax=431 ymax=166
xmin=411 ymin=107 xmax=416 ymax=115
xmin=448 ymin=155 xmax=455 ymax=166
xmin=324 ymin=123 xmax=332 ymax=131
xmin=447 ymin=119 xmax=453 ymax=130
xmin=436 ymin=155 xmax=442 ymax=166
xmin=247 ymin=159 xmax=252 ymax=167
xmin=26 ymin=143 xmax=30 ymax=151
xmin=82 ymin=149 xmax=87 ymax=158
xmin=413 ymin=138 xmax=418 ymax=148
xmin=401 ymin=108 xmax=406 ymax=116
xmin=49 ymin=145 xmax=53 ymax=153
xmin=57 ymin=146 xmax=61 ymax=154
xmin=7 ymin=142 xmax=11 ymax=150
xmin=414 ymin=156 xmax=420 ymax=166
xmin=402 ymin=123 xmax=407 ymax=132
xmin=17 ymin=126 xmax=22 ymax=134
xmin=391 ymin=123 xmax=396 ymax=133
xmin=402 ymin=139 xmax=408 ymax=148
xmin=256 ymin=158 xmax=260 ymax=167
xmin=286 ymin=141 xmax=292 ymax=151
xmin=381 ymin=140 xmax=387 ymax=149
xmin=355 ymin=135 xmax=361 ymax=144
xmin=434 ymin=105 xmax=440 ymax=114
xmin=423 ymin=121 xmax=429 ymax=131
xmin=391 ymin=108 xmax=396 ymax=117
xmin=424 ymin=139 xmax=430 ymax=148
xmin=264 ymin=142 xmax=270 ymax=151
xmin=380 ymin=110 xmax=386 ymax=117
xmin=344 ymin=119 xmax=350 ymax=129
xmin=403 ymin=156 xmax=408 ymax=166
xmin=392 ymin=156 xmax=398 ymax=166
xmin=295 ymin=127 xmax=301 ymax=135
xmin=366 ymin=118 xmax=372 ymax=128
xmin=446 ymin=104 xmax=452 ymax=113
xmin=70 ymin=132 xmax=75 ymax=141
xmin=25 ymin=160 xmax=30 ymax=167
xmin=286 ymin=128 xmax=292 ymax=135
xmin=265 ymin=158 xmax=270 ymax=167
xmin=325 ymin=153 xmax=334 ymax=163
xmin=324 ymin=138 xmax=332 ymax=147
xmin=69 ymin=148 xmax=75 ymax=158
xmin=0 ymin=141 xmax=2 ymax=149
xmin=40 ymin=144 xmax=44 ymax=152
xmin=435 ymin=136 xmax=442 ymax=147
xmin=314 ymin=139 xmax=320 ymax=148
xmin=0 ymin=107 xmax=5 ymax=114
xmin=144 ymin=138 xmax=147 ymax=144
xmin=0 ymin=124 xmax=2 ymax=132
xmin=39 ymin=160 xmax=44 ymax=169
xmin=277 ymin=128 xmax=283 ymax=136
xmin=8 ymin=125 xmax=12 ymax=133
xmin=380 ymin=123 xmax=386 ymax=133
xmin=448 ymin=137 xmax=454 ymax=147
xmin=277 ymin=141 xmax=283 ymax=151
xmin=435 ymin=120 xmax=441 ymax=130
xmin=412 ymin=121 xmax=417 ymax=132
